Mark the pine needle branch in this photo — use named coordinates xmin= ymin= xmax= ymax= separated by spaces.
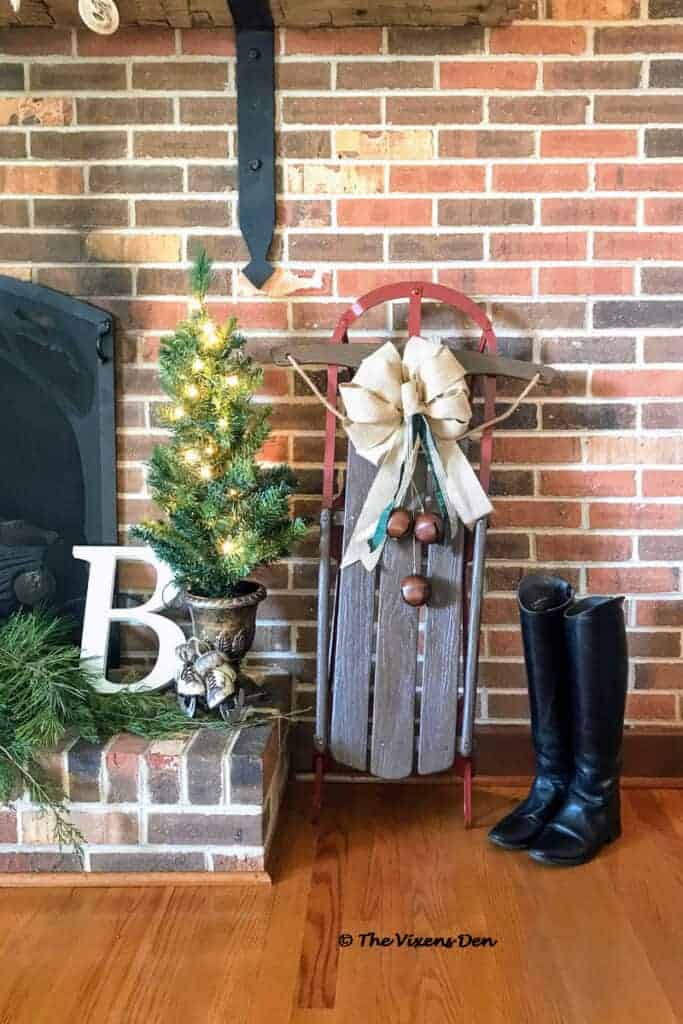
xmin=0 ymin=741 xmax=86 ymax=866
xmin=190 ymin=247 xmax=214 ymax=302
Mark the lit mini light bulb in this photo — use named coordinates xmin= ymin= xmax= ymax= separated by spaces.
xmin=202 ymin=322 xmax=218 ymax=347
xmin=184 ymin=449 xmax=200 ymax=465
xmin=188 ymin=297 xmax=203 ymax=315
xmin=184 ymin=383 xmax=199 ymax=399
xmin=200 ymin=465 xmax=212 ymax=480
xmin=226 ymin=374 xmax=239 ymax=387
xmin=205 ymin=443 xmax=216 ymax=455
xmin=220 ymin=538 xmax=236 ymax=555
xmin=218 ymin=418 xmax=227 ymax=429
xmin=192 ymin=357 xmax=205 ymax=372
xmin=172 ymin=405 xmax=185 ymax=420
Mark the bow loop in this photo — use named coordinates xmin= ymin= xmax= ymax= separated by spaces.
xmin=401 ymin=379 xmax=424 ymax=419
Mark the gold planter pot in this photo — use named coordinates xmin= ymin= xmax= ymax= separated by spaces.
xmin=185 ymin=581 xmax=267 ymax=671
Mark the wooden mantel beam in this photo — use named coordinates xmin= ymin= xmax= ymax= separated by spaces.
xmin=0 ymin=0 xmax=514 ymax=29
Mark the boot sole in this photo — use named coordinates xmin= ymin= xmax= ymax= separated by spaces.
xmin=487 ymin=833 xmax=534 ymax=851
xmin=528 ymin=849 xmax=594 ymax=867
xmin=528 ymin=829 xmax=621 ymax=868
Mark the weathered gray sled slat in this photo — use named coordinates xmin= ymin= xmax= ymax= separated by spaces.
xmin=370 ymin=532 xmax=420 ymax=780
xmin=329 ymin=446 xmax=376 ymax=771
xmin=418 ymin=517 xmax=466 ymax=775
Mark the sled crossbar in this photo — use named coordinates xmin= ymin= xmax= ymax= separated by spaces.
xmin=270 ymin=342 xmax=554 ymax=385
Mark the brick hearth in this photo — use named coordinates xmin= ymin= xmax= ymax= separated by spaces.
xmin=0 ymin=721 xmax=288 ymax=878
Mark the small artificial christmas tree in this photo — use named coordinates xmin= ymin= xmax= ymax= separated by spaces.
xmin=132 ymin=251 xmax=306 ymax=599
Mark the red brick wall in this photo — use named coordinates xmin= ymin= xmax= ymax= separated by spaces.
xmin=0 ymin=5 xmax=682 ymax=751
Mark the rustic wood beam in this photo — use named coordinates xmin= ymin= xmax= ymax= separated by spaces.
xmin=0 ymin=0 xmax=514 ymax=28
xmin=227 ymin=0 xmax=272 ymax=30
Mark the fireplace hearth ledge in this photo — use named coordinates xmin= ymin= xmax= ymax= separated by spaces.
xmin=0 ymin=719 xmax=288 ymax=886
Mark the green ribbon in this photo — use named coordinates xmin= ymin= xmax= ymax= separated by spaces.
xmin=368 ymin=414 xmax=451 ymax=554
xmin=415 ymin=414 xmax=450 ymax=527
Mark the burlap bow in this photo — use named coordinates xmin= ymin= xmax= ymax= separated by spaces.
xmin=339 ymin=336 xmax=493 ymax=571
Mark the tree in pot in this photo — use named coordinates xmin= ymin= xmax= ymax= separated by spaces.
xmin=132 ymin=252 xmax=306 ymax=718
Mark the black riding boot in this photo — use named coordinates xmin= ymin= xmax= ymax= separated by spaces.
xmin=528 ymin=595 xmax=628 ymax=867
xmin=488 ymin=574 xmax=574 ymax=851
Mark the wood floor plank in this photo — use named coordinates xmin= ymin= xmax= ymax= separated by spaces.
xmin=249 ymin=786 xmax=319 ymax=1024
xmin=0 ymin=783 xmax=680 ymax=1024
xmin=296 ymin=799 xmax=347 ymax=1009
xmin=510 ymin=795 xmax=678 ymax=1024
xmin=0 ymin=887 xmax=173 ymax=1023
xmin=602 ymin=790 xmax=683 ymax=1018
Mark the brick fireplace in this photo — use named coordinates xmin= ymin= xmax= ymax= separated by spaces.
xmin=0 ymin=4 xmax=681 ymax=776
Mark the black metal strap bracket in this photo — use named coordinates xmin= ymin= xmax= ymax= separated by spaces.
xmin=228 ymin=1 xmax=275 ymax=289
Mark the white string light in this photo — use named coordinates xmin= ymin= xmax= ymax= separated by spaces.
xmin=202 ymin=322 xmax=219 ymax=347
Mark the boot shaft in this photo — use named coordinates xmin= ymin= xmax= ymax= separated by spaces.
xmin=518 ymin=574 xmax=575 ymax=776
xmin=564 ymin=595 xmax=628 ymax=784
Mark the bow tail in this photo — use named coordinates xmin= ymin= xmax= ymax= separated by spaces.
xmin=438 ymin=438 xmax=493 ymax=529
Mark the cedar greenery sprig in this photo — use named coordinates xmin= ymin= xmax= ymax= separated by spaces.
xmin=0 ymin=610 xmax=223 ymax=864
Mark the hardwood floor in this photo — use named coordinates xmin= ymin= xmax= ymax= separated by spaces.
xmin=0 ymin=782 xmax=681 ymax=1024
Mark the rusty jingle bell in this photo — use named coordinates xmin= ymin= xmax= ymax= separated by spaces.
xmin=387 ymin=506 xmax=413 ymax=539
xmin=413 ymin=511 xmax=444 ymax=545
xmin=400 ymin=574 xmax=431 ymax=607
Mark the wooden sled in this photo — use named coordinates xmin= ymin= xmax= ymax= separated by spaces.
xmin=270 ymin=282 xmax=555 ymax=826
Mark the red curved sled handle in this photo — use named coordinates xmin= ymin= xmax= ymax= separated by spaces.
xmin=323 ymin=280 xmax=498 ymax=506
xmin=330 ymin=281 xmax=497 ymax=349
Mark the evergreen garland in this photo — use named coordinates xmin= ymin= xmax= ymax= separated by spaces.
xmin=132 ymin=251 xmax=307 ymax=597
xmin=0 ymin=610 xmax=226 ymax=861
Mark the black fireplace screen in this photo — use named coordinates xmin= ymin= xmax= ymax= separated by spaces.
xmin=0 ymin=276 xmax=116 ymax=631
